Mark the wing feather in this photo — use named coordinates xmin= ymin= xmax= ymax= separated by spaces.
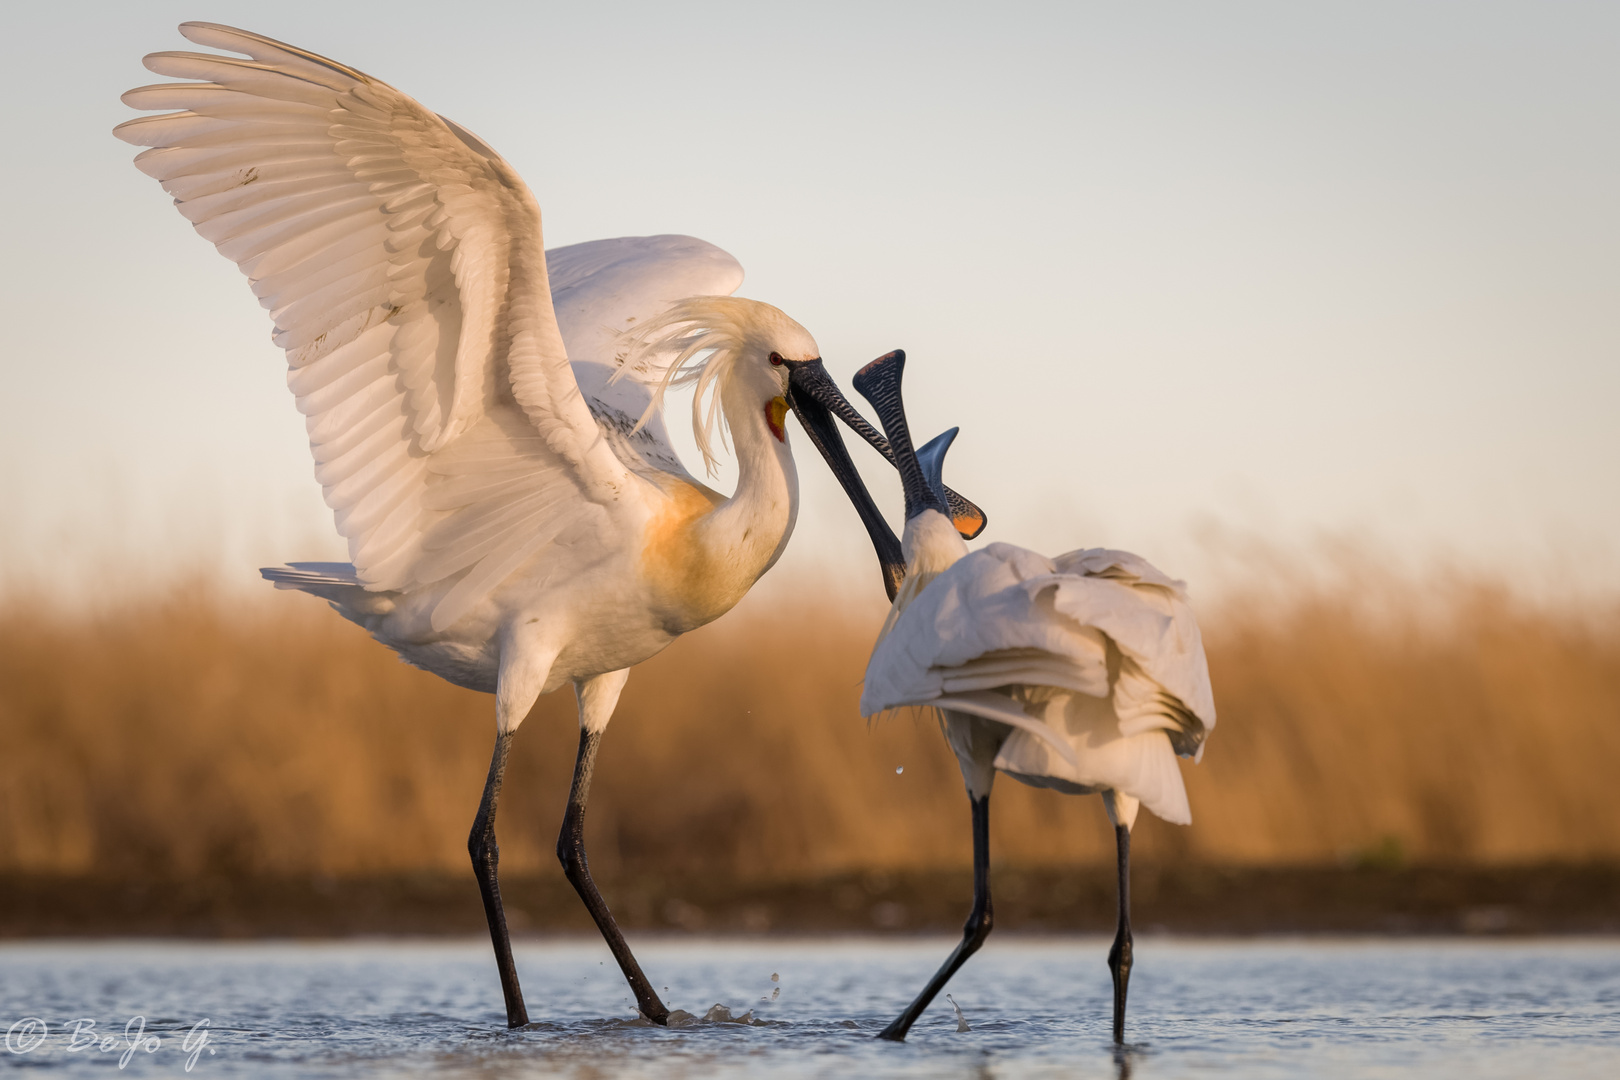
xmin=288 ymin=339 xmax=390 ymax=397
xmin=314 ymin=416 xmax=410 ymax=487
xmin=181 ymin=174 xmax=364 ymax=223
xmin=337 ymin=460 xmax=427 ymax=538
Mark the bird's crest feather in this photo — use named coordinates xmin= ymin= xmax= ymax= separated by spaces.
xmin=611 ymin=295 xmax=806 ymax=475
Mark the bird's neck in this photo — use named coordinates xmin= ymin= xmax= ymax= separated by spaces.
xmin=902 ymin=509 xmax=969 ymax=578
xmin=709 ymin=380 xmax=800 ymax=573
xmin=875 ymin=510 xmax=969 ymax=643
xmin=644 ymin=381 xmax=798 ymax=631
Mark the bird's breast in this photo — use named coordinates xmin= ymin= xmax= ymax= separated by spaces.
xmin=639 ymin=479 xmax=773 ymax=632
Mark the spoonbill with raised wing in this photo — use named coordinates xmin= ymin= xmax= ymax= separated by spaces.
xmin=113 ymin=22 xmax=982 ymax=1028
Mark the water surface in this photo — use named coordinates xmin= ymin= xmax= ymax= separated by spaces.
xmin=3 ymin=937 xmax=1616 ymax=1077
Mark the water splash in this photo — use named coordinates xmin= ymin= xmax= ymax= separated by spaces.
xmin=946 ymin=993 xmax=970 ymax=1033
xmin=704 ymin=1004 xmax=764 ymax=1025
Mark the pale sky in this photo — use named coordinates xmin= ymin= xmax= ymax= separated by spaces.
xmin=2 ymin=1 xmax=1616 ymax=604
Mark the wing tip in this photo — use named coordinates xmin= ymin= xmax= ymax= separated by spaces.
xmin=174 ymin=20 xmax=370 ymax=84
xmin=110 ymin=112 xmax=187 ymax=145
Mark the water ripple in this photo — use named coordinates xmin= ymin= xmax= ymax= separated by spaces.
xmin=2 ymin=937 xmax=1617 ymax=1078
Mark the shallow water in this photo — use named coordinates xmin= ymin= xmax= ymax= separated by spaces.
xmin=2 ymin=937 xmax=1617 ymax=1077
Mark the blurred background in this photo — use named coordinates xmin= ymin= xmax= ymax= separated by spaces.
xmin=2 ymin=1 xmax=1616 ymax=934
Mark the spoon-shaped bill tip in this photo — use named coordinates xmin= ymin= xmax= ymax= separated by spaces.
xmin=915 ymin=427 xmax=957 ymax=509
xmin=851 ymin=353 xmax=949 ymax=522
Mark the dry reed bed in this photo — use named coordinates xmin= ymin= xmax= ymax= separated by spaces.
xmin=2 ymin=573 xmax=1617 ymax=880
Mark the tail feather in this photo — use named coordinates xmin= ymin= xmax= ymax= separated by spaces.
xmin=260 ymin=562 xmax=396 ymax=616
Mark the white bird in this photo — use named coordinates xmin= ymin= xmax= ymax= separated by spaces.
xmin=113 ymin=22 xmax=982 ymax=1028
xmin=826 ymin=352 xmax=1216 ymax=1043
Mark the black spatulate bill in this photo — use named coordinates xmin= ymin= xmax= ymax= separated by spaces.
xmin=783 ymin=365 xmax=905 ymax=599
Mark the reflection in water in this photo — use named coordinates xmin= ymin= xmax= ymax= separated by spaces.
xmin=1 ymin=937 xmax=1617 ymax=1078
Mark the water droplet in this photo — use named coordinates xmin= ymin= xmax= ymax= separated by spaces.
xmin=896 ymin=766 xmax=905 ymax=775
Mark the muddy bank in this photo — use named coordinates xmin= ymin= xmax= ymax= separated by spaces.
xmin=6 ymin=864 xmax=1617 ymax=938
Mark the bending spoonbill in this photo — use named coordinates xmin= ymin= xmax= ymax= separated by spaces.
xmin=839 ymin=353 xmax=1216 ymax=1043
xmin=113 ymin=22 xmax=982 ymax=1028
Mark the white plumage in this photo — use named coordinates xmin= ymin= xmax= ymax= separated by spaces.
xmin=863 ymin=532 xmax=1216 ymax=828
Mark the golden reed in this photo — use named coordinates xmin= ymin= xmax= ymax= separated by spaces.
xmin=3 ymin=568 xmax=1617 ymax=880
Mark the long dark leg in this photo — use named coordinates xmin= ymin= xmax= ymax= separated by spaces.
xmin=1107 ymin=823 xmax=1133 ymax=1044
xmin=556 ymin=728 xmax=670 ymax=1025
xmin=878 ymin=793 xmax=994 ymax=1041
xmin=469 ymin=730 xmax=528 ymax=1028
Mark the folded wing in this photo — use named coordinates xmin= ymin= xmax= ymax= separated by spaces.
xmin=862 ymin=542 xmax=1216 ymax=823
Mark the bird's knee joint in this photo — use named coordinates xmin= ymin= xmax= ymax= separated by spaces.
xmin=469 ymin=831 xmax=499 ymax=867
xmin=555 ymin=841 xmax=588 ymax=879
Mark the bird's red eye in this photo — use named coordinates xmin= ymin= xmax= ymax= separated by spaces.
xmin=769 ymin=352 xmax=784 ymax=366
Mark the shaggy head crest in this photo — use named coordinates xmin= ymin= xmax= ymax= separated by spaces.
xmin=612 ymin=296 xmax=817 ymax=474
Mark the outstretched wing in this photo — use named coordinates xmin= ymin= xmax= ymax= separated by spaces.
xmin=116 ymin=22 xmax=638 ymax=629
xmin=547 ymin=235 xmax=744 ymax=485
